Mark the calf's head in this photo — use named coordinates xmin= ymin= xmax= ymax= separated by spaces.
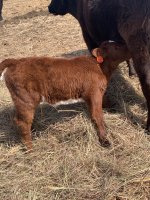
xmin=92 ymin=41 xmax=130 ymax=64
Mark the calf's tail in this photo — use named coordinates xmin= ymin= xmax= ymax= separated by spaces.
xmin=0 ymin=58 xmax=18 ymax=77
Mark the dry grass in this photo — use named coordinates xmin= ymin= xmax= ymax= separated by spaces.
xmin=0 ymin=1 xmax=150 ymax=199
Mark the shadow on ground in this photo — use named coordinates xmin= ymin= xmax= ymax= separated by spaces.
xmin=0 ymin=102 xmax=88 ymax=147
xmin=61 ymin=49 xmax=90 ymax=57
xmin=0 ymin=9 xmax=49 ymax=26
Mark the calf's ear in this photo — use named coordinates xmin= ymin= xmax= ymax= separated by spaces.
xmin=92 ymin=48 xmax=99 ymax=57
xmin=92 ymin=48 xmax=104 ymax=63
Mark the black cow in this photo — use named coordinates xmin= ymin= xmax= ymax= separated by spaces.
xmin=48 ymin=0 xmax=137 ymax=76
xmin=48 ymin=0 xmax=150 ymax=132
xmin=0 ymin=0 xmax=3 ymax=21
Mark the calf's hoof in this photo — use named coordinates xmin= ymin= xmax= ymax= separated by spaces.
xmin=21 ymin=139 xmax=33 ymax=152
xmin=99 ymin=138 xmax=111 ymax=148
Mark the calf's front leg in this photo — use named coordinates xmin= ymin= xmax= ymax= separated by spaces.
xmin=88 ymin=90 xmax=111 ymax=147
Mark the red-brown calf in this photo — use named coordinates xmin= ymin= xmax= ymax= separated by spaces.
xmin=0 ymin=41 xmax=129 ymax=150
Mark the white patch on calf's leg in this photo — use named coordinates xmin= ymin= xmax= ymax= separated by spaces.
xmin=0 ymin=68 xmax=7 ymax=81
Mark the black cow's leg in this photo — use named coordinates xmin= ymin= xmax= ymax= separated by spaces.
xmin=126 ymin=59 xmax=136 ymax=76
xmin=126 ymin=31 xmax=150 ymax=131
xmin=82 ymin=29 xmax=97 ymax=51
xmin=0 ymin=0 xmax=3 ymax=21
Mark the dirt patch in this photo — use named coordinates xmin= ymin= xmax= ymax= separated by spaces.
xmin=0 ymin=1 xmax=150 ymax=200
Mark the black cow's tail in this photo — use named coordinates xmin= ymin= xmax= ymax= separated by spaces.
xmin=0 ymin=58 xmax=18 ymax=78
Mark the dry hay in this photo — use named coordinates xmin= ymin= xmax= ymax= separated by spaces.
xmin=0 ymin=1 xmax=150 ymax=200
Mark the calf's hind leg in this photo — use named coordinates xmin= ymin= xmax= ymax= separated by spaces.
xmin=7 ymin=86 xmax=40 ymax=150
xmin=15 ymin=106 xmax=36 ymax=150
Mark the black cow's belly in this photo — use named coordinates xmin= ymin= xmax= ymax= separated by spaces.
xmin=78 ymin=0 xmax=126 ymax=49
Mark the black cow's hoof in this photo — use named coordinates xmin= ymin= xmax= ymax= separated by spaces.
xmin=145 ymin=126 xmax=150 ymax=135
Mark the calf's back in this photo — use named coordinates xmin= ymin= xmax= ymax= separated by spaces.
xmin=4 ymin=56 xmax=107 ymax=104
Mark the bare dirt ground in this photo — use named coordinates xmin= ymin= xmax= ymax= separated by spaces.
xmin=0 ymin=1 xmax=150 ymax=200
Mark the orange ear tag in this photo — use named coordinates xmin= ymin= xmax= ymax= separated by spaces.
xmin=97 ymin=56 xmax=104 ymax=63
